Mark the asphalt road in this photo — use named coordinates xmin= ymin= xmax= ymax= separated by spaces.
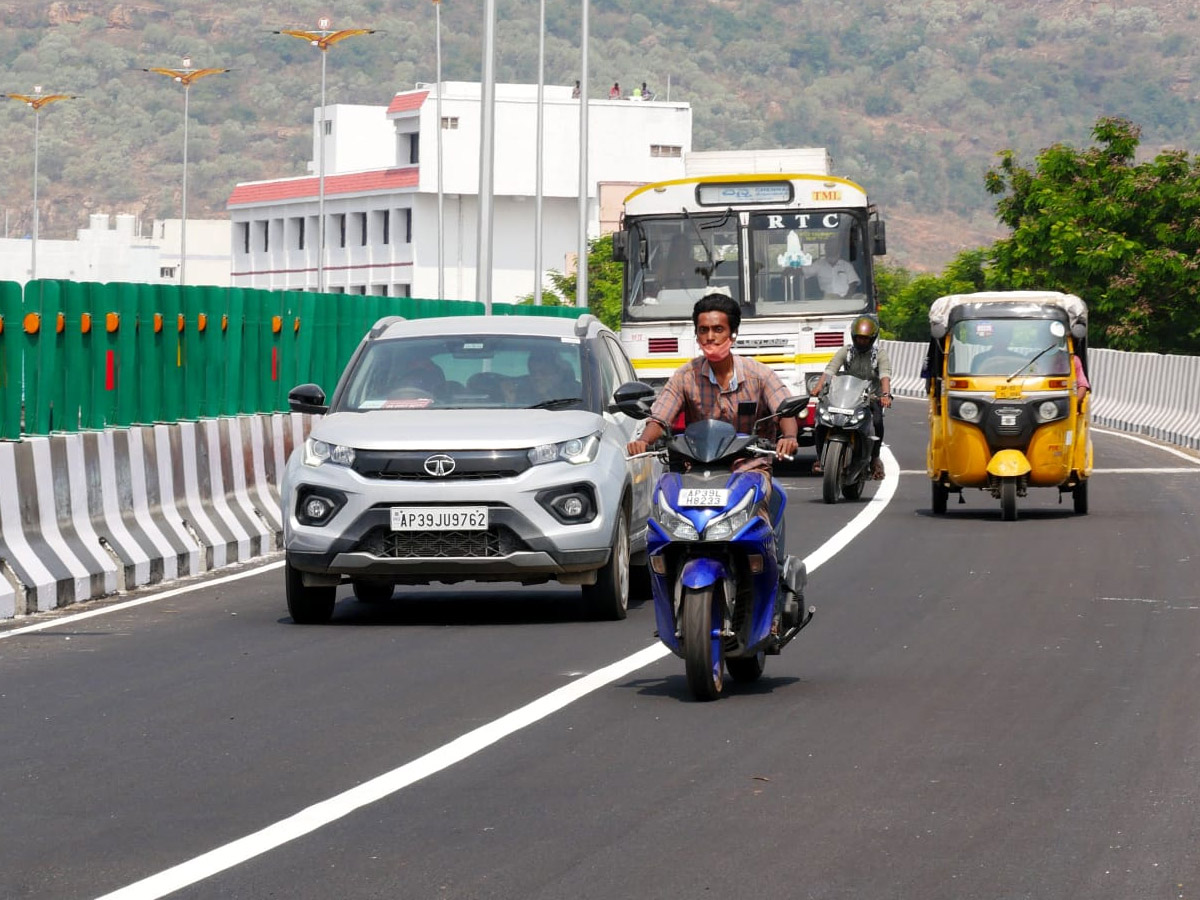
xmin=2 ymin=398 xmax=1199 ymax=900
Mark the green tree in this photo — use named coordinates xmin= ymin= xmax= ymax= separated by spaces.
xmin=877 ymin=249 xmax=987 ymax=341
xmin=518 ymin=234 xmax=623 ymax=331
xmin=985 ymin=117 xmax=1200 ymax=352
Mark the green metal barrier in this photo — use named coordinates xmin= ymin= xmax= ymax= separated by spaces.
xmin=0 ymin=279 xmax=587 ymax=439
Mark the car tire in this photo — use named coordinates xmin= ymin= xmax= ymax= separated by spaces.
xmin=583 ymin=511 xmax=630 ymax=621
xmin=285 ymin=556 xmax=336 ymax=624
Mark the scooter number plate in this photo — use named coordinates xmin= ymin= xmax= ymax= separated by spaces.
xmin=995 ymin=384 xmax=1023 ymax=399
xmin=677 ymin=488 xmax=730 ymax=508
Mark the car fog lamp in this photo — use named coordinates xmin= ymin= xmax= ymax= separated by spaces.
xmin=958 ymin=400 xmax=980 ymax=423
xmin=304 ymin=496 xmax=333 ymax=521
xmin=556 ymin=495 xmax=587 ymax=519
xmin=1036 ymin=400 xmax=1059 ymax=423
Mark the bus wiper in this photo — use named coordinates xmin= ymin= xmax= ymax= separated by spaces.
xmin=681 ymin=207 xmax=716 ymax=282
xmin=1007 ymin=342 xmax=1060 ymax=382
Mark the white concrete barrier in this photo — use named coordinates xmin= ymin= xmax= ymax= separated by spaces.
xmin=0 ymin=413 xmax=312 ymax=618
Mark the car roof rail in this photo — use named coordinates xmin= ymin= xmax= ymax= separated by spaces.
xmin=368 ymin=315 xmax=406 ymax=340
xmin=573 ymin=313 xmax=599 ymax=337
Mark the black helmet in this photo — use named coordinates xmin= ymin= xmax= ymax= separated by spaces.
xmin=851 ymin=315 xmax=879 ymax=344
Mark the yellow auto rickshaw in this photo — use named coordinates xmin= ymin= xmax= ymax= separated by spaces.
xmin=926 ymin=291 xmax=1092 ymax=520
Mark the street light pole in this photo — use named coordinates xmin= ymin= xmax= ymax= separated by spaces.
xmin=434 ymin=0 xmax=444 ymax=301
xmin=275 ymin=20 xmax=376 ymax=294
xmin=577 ymin=0 xmax=589 ymax=308
xmin=2 ymin=87 xmax=78 ymax=282
xmin=142 ymin=59 xmax=229 ymax=286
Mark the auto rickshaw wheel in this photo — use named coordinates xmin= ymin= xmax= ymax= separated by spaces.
xmin=1073 ymin=480 xmax=1089 ymax=515
xmin=1000 ymin=479 xmax=1018 ymax=521
xmin=931 ymin=479 xmax=949 ymax=515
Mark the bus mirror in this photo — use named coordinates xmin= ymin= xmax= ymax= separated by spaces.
xmin=870 ymin=220 xmax=887 ymax=256
xmin=611 ymin=231 xmax=629 ymax=263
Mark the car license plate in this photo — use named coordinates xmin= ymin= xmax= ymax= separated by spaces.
xmin=995 ymin=384 xmax=1022 ymax=399
xmin=677 ymin=488 xmax=729 ymax=508
xmin=390 ymin=507 xmax=488 ymax=531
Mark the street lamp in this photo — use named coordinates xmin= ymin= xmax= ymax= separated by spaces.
xmin=2 ymin=87 xmax=78 ymax=282
xmin=274 ymin=19 xmax=376 ymax=294
xmin=142 ymin=58 xmax=230 ymax=286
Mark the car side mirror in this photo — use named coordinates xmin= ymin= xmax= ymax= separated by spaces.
xmin=610 ymin=380 xmax=656 ymax=419
xmin=288 ymin=383 xmax=328 ymax=415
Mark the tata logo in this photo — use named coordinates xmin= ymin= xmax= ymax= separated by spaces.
xmin=423 ymin=454 xmax=457 ymax=477
xmin=811 ymin=190 xmax=842 ymax=201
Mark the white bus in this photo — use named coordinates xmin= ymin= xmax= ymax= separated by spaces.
xmin=612 ymin=167 xmax=886 ymax=446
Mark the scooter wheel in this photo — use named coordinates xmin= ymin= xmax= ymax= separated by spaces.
xmin=682 ymin=585 xmax=724 ymax=701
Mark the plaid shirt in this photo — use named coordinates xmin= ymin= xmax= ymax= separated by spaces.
xmin=651 ymin=355 xmax=793 ymax=438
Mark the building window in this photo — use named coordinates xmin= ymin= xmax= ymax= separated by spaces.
xmin=261 ymin=220 xmax=269 ymax=252
xmin=405 ymin=208 xmax=413 ymax=244
xmin=240 ymin=222 xmax=250 ymax=254
xmin=441 ymin=116 xmax=458 ymax=129
xmin=355 ymin=212 xmax=367 ymax=246
xmin=409 ymin=133 xmax=419 ymax=165
xmin=650 ymin=144 xmax=682 ymax=158
xmin=337 ymin=214 xmax=346 ymax=248
xmin=160 ymin=267 xmax=176 ymax=279
xmin=297 ymin=217 xmax=306 ymax=250
xmin=395 ymin=283 xmax=411 ymax=298
xmin=323 ymin=120 xmax=332 ymax=136
xmin=382 ymin=210 xmax=390 ymax=246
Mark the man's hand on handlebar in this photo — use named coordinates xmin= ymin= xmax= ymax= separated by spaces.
xmin=775 ymin=434 xmax=799 ymax=461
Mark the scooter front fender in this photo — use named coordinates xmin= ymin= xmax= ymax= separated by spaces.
xmin=987 ymin=449 xmax=1032 ymax=478
xmin=679 ymin=557 xmax=729 ymax=590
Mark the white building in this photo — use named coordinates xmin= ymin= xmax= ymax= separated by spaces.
xmin=0 ymin=214 xmax=231 ymax=287
xmin=226 ymin=82 xmax=692 ymax=301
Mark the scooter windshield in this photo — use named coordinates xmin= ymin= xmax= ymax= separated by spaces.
xmin=678 ymin=419 xmax=740 ymax=463
xmin=826 ymin=374 xmax=870 ymax=408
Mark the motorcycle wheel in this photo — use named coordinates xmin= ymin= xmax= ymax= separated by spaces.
xmin=821 ymin=442 xmax=846 ymax=504
xmin=682 ymin=585 xmax=724 ymax=701
xmin=841 ymin=468 xmax=864 ymax=501
xmin=1073 ymin=480 xmax=1089 ymax=515
xmin=1000 ymin=479 xmax=1018 ymax=521
xmin=726 ymin=651 xmax=766 ymax=684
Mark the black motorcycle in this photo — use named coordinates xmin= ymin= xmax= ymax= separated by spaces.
xmin=816 ymin=373 xmax=876 ymax=503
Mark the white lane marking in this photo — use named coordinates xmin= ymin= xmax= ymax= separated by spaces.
xmin=0 ymin=563 xmax=284 ymax=641
xmin=92 ymin=449 xmax=901 ymax=900
xmin=898 ymin=468 xmax=1200 ymax=475
xmin=1093 ymin=427 xmax=1200 ymax=463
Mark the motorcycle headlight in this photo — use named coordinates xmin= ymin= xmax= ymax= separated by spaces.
xmin=654 ymin=490 xmax=699 ymax=541
xmin=529 ymin=432 xmax=600 ymax=466
xmin=703 ymin=488 xmax=755 ymax=541
xmin=303 ymin=437 xmax=356 ymax=468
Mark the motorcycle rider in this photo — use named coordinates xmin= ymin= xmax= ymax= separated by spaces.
xmin=811 ymin=315 xmax=892 ymax=479
xmin=625 ymin=293 xmax=800 ymax=564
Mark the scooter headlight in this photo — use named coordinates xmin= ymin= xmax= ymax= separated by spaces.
xmin=703 ymin=488 xmax=755 ymax=541
xmin=654 ymin=491 xmax=699 ymax=541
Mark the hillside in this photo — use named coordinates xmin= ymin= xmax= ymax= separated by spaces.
xmin=2 ymin=0 xmax=1198 ymax=272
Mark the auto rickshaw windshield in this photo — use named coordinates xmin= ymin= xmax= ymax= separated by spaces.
xmin=947 ymin=317 xmax=1071 ymax=378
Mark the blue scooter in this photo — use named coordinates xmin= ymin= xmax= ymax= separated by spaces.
xmin=616 ymin=384 xmax=813 ymax=701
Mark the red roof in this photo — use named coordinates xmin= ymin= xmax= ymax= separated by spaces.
xmin=227 ymin=167 xmax=419 ymax=206
xmin=387 ymin=90 xmax=429 ymax=114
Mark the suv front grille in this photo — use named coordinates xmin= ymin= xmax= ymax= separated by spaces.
xmin=352 ymin=448 xmax=531 ymax=481
xmin=357 ymin=525 xmax=529 ymax=559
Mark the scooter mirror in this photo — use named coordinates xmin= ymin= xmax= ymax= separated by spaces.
xmin=610 ymin=381 xmax=656 ymax=419
xmin=774 ymin=394 xmax=809 ymax=419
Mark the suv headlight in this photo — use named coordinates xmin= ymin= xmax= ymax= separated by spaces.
xmin=703 ymin=488 xmax=755 ymax=541
xmin=654 ymin=490 xmax=698 ymax=541
xmin=303 ymin=437 xmax=356 ymax=468
xmin=529 ymin=432 xmax=600 ymax=466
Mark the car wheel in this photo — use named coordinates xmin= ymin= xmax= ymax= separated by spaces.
xmin=583 ymin=511 xmax=630 ymax=620
xmin=285 ymin=556 xmax=336 ymax=624
xmin=352 ymin=579 xmax=394 ymax=603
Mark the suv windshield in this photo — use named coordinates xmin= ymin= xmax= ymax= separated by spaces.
xmin=947 ymin=317 xmax=1071 ymax=378
xmin=336 ymin=334 xmax=587 ymax=411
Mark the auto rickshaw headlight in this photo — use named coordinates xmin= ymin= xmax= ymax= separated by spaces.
xmin=1035 ymin=399 xmax=1066 ymax=423
xmin=957 ymin=400 xmax=981 ymax=423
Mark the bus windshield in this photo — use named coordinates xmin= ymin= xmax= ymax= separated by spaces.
xmin=748 ymin=211 xmax=870 ymax=316
xmin=622 ymin=209 xmax=872 ymax=323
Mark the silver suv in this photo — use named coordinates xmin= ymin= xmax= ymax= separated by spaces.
xmin=281 ymin=313 xmax=657 ymax=624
